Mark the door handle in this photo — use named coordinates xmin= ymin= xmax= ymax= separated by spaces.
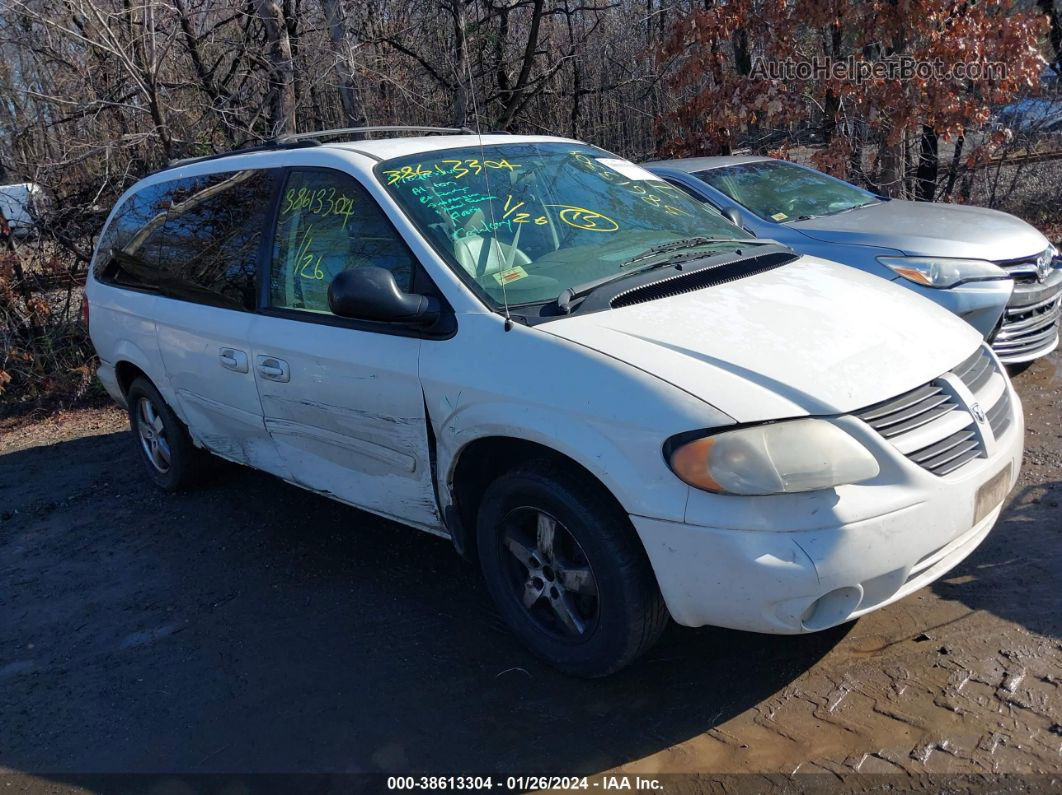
xmin=256 ymin=355 xmax=290 ymax=383
xmin=219 ymin=347 xmax=249 ymax=373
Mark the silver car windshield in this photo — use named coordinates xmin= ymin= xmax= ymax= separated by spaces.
xmin=378 ymin=143 xmax=751 ymax=306
xmin=696 ymin=161 xmax=879 ymax=223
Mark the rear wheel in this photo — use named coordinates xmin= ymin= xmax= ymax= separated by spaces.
xmin=127 ymin=377 xmax=207 ymax=491
xmin=476 ymin=459 xmax=668 ymax=677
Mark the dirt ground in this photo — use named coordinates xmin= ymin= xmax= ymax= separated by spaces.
xmin=1 ymin=351 xmax=1060 ymax=788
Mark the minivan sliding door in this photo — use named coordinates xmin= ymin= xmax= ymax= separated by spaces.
xmin=135 ymin=168 xmax=289 ymax=476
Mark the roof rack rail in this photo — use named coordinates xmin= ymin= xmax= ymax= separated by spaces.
xmin=167 ymin=139 xmax=319 ymax=169
xmin=164 ymin=126 xmax=477 ymax=169
xmin=274 ymin=125 xmax=475 ymax=143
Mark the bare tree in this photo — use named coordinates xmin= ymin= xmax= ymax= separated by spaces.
xmin=254 ymin=0 xmax=296 ymax=135
xmin=321 ymin=0 xmax=367 ymax=130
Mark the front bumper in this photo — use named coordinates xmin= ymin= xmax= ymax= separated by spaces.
xmin=991 ymin=272 xmax=1062 ymax=363
xmin=631 ymin=382 xmax=1024 ymax=634
xmin=897 ymin=278 xmax=1011 ymax=340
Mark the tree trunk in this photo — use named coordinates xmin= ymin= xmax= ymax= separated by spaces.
xmin=915 ymin=124 xmax=938 ymax=202
xmin=321 ymin=0 xmax=368 ymax=133
xmin=732 ymin=25 xmax=763 ymax=152
xmin=1037 ymin=0 xmax=1061 ymax=75
xmin=450 ymin=0 xmax=470 ymax=128
xmin=496 ymin=0 xmax=545 ymax=130
xmin=821 ymin=23 xmax=843 ymax=147
xmin=878 ymin=132 xmax=906 ymax=198
xmin=942 ymin=133 xmax=965 ymax=201
xmin=254 ymin=0 xmax=297 ymax=136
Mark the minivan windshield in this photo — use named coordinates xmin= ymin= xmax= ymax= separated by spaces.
xmin=379 ymin=143 xmax=752 ymax=306
xmin=696 ymin=161 xmax=879 ymax=222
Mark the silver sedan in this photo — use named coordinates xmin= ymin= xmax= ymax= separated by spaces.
xmin=644 ymin=156 xmax=1061 ymax=364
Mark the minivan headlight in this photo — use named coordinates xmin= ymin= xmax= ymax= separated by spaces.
xmin=877 ymin=256 xmax=1006 ymax=288
xmin=666 ymin=419 xmax=880 ymax=496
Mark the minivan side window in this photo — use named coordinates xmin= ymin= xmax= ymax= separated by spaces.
xmin=95 ymin=169 xmax=272 ymax=310
xmin=269 ymin=170 xmax=415 ymax=314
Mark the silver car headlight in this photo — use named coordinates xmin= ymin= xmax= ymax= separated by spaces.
xmin=877 ymin=255 xmax=1007 ymax=288
xmin=665 ymin=419 xmax=880 ymax=496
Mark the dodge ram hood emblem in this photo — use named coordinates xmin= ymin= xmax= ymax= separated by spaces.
xmin=972 ymin=403 xmax=987 ymax=423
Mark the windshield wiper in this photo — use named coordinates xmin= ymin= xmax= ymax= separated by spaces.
xmin=556 ymin=239 xmax=781 ymax=314
xmin=798 ymin=199 xmax=880 ymax=221
xmin=619 ymin=236 xmax=768 ymax=269
xmin=556 ymin=261 xmax=671 ymax=314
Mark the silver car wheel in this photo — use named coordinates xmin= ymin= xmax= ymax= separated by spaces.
xmin=136 ymin=396 xmax=171 ymax=474
xmin=500 ymin=508 xmax=600 ymax=640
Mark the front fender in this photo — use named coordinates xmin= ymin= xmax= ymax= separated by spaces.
xmin=421 ymin=314 xmax=735 ymax=525
xmin=435 ymin=400 xmax=689 ymax=522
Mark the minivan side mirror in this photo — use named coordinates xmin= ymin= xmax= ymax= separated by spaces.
xmin=328 ymin=267 xmax=440 ymax=326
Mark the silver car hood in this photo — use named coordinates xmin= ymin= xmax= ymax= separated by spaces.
xmin=791 ymin=199 xmax=1049 ymax=261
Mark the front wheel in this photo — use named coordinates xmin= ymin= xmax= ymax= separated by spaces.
xmin=476 ymin=460 xmax=668 ymax=677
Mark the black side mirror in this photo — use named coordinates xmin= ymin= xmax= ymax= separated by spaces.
xmin=720 ymin=207 xmax=756 ymax=236
xmin=721 ymin=207 xmax=743 ymax=227
xmin=328 ymin=266 xmax=440 ymax=326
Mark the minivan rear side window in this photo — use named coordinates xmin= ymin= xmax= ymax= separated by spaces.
xmin=95 ymin=169 xmax=273 ymax=310
xmin=269 ymin=169 xmax=415 ymax=314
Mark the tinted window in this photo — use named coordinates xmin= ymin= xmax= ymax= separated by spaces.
xmin=270 ymin=170 xmax=415 ymax=313
xmin=95 ymin=169 xmax=272 ymax=310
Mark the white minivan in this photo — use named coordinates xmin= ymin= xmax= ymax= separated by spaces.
xmin=86 ymin=129 xmax=1024 ymax=676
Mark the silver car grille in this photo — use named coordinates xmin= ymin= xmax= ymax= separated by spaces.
xmin=992 ymin=292 xmax=1061 ymax=360
xmin=995 ymin=248 xmax=1054 ymax=285
xmin=854 ymin=345 xmax=1012 ymax=476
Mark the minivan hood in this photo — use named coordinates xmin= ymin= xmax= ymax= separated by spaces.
xmin=791 ymin=199 xmax=1048 ymax=261
xmin=541 ymin=257 xmax=981 ymax=422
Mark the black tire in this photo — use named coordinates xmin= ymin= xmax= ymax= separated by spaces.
xmin=1005 ymin=360 xmax=1034 ymax=377
xmin=126 ymin=377 xmax=208 ymax=492
xmin=476 ymin=458 xmax=669 ymax=677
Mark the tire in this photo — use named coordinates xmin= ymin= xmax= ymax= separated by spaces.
xmin=1005 ymin=360 xmax=1034 ymax=377
xmin=126 ymin=377 xmax=208 ymax=492
xmin=476 ymin=458 xmax=669 ymax=677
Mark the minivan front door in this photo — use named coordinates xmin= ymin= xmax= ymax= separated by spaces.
xmin=250 ymin=168 xmax=441 ymax=531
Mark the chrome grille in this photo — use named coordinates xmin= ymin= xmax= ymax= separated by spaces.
xmin=953 ymin=343 xmax=994 ymax=392
xmin=857 ymin=384 xmax=957 ymax=439
xmin=992 ymin=292 xmax=1061 ymax=361
xmin=985 ymin=387 xmax=1012 ymax=439
xmin=854 ymin=345 xmax=1014 ymax=477
xmin=994 ymin=247 xmax=1054 ymax=285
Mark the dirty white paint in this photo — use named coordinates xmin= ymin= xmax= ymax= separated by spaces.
xmin=542 ymin=257 xmax=983 ymax=421
xmin=422 ymin=312 xmax=732 ymax=525
xmin=153 ymin=295 xmax=289 ymax=476
xmin=248 ymin=312 xmax=442 ymax=530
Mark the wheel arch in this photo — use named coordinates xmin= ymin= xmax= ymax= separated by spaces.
xmin=445 ymin=435 xmax=633 ymax=562
xmin=114 ymin=360 xmax=150 ymax=396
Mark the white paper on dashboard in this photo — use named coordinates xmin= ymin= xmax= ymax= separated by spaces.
xmin=595 ymin=158 xmax=665 ymax=182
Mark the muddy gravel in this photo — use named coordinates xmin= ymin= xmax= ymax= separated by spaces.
xmin=0 ymin=353 xmax=1060 ymax=785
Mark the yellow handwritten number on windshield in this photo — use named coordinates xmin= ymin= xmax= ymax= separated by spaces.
xmin=544 ymin=204 xmax=620 ymax=232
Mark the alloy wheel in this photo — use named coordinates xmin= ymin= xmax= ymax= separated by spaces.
xmin=499 ymin=508 xmax=600 ymax=640
xmin=135 ymin=396 xmax=172 ymax=473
